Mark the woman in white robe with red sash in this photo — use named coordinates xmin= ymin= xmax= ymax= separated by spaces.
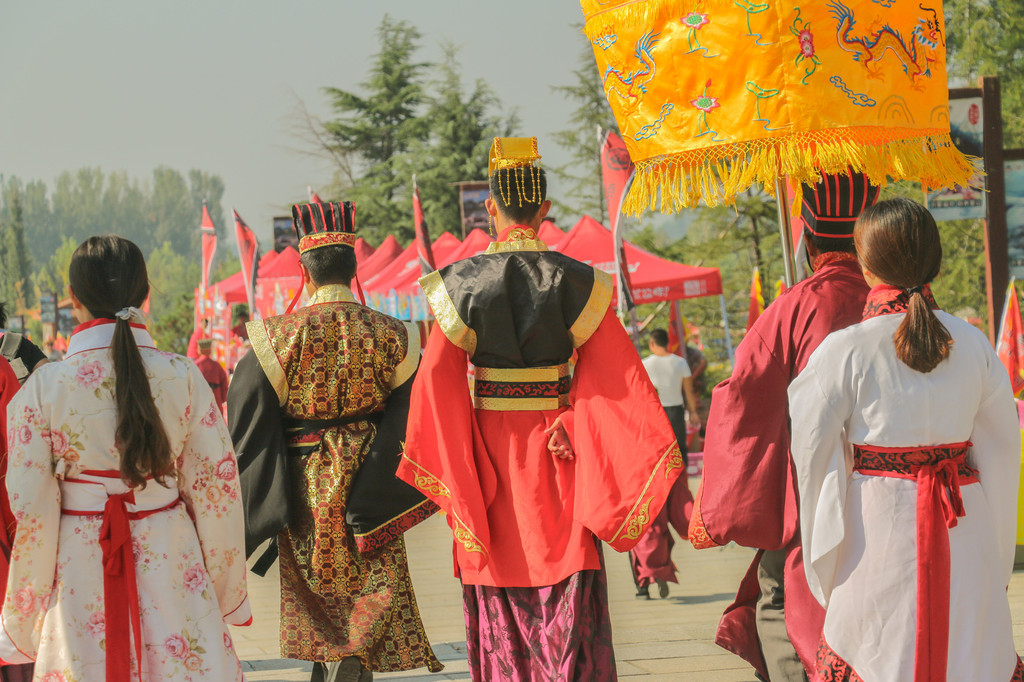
xmin=0 ymin=237 xmax=250 ymax=682
xmin=789 ymin=198 xmax=1023 ymax=682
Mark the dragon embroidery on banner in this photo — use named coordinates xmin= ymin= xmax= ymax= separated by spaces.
xmin=827 ymin=1 xmax=944 ymax=88
xmin=603 ymin=31 xmax=659 ymax=115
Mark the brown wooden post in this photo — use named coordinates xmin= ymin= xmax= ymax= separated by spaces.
xmin=981 ymin=76 xmax=1007 ymax=344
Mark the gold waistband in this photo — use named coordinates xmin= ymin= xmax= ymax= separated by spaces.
xmin=473 ymin=363 xmax=570 ymax=411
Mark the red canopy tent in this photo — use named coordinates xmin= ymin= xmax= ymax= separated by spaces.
xmin=356 ymin=234 xmax=402 ymax=282
xmin=380 ymin=228 xmax=494 ymax=296
xmin=557 ymin=215 xmax=722 ymax=304
xmin=259 ymin=246 xmax=301 ymax=279
xmin=538 ymin=220 xmax=566 ymax=248
xmin=354 ymin=237 xmax=375 ymax=264
xmin=214 ymin=249 xmax=280 ymax=304
xmin=363 ymin=231 xmax=462 ymax=293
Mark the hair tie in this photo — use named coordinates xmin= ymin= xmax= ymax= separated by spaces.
xmin=906 ymin=285 xmax=923 ymax=296
xmin=115 ymin=306 xmax=144 ymax=322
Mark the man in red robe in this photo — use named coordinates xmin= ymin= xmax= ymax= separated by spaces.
xmin=194 ymin=338 xmax=228 ymax=408
xmin=689 ymin=171 xmax=879 ymax=681
xmin=398 ymin=138 xmax=683 ymax=680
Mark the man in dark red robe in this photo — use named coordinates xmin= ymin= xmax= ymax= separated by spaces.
xmin=689 ymin=171 xmax=879 ymax=681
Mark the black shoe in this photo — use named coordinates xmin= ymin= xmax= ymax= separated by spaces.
xmin=635 ymin=585 xmax=651 ymax=599
xmin=657 ymin=579 xmax=669 ymax=599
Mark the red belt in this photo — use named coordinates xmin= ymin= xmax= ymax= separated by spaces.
xmin=853 ymin=441 xmax=976 ymax=682
xmin=63 ymin=488 xmax=181 ymax=682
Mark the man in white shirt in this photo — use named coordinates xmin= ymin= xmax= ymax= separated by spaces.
xmin=643 ymin=329 xmax=701 ymax=454
xmin=631 ymin=328 xmax=701 ymax=598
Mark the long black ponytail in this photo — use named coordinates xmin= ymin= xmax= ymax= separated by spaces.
xmin=68 ymin=236 xmax=173 ymax=488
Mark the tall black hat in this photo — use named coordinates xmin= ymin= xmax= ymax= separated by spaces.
xmin=801 ymin=171 xmax=881 ymax=239
xmin=291 ymin=201 xmax=356 ymax=254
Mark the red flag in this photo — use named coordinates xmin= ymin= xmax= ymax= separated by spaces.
xmin=412 ymin=175 xmax=436 ymax=276
xmin=668 ymin=300 xmax=687 ymax=356
xmin=601 ymin=130 xmax=639 ymax=320
xmin=747 ymin=267 xmax=764 ymax=330
xmin=233 ymin=209 xmax=260 ymax=319
xmin=601 ymin=129 xmax=634 ymax=226
xmin=308 ymin=186 xmax=323 ymax=204
xmin=997 ymin=280 xmax=1024 ymax=397
xmin=200 ymin=203 xmax=217 ymax=293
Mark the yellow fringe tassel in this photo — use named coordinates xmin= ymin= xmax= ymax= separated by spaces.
xmin=582 ymin=0 xmax=731 ymax=40
xmin=622 ymin=130 xmax=978 ymax=216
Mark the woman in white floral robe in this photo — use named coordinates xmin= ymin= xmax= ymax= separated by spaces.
xmin=0 ymin=318 xmax=251 ymax=681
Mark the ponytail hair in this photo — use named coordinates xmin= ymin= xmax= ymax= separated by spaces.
xmin=854 ymin=198 xmax=952 ymax=373
xmin=68 ymin=236 xmax=173 ymax=489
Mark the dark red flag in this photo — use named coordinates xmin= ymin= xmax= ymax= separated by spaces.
xmin=412 ymin=176 xmax=436 ymax=276
xmin=307 ymin=186 xmax=323 ymax=204
xmin=233 ymin=209 xmax=260 ymax=318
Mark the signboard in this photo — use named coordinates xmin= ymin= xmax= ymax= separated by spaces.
xmin=273 ymin=216 xmax=298 ymax=253
xmin=1007 ymin=158 xmax=1024 ymax=280
xmin=57 ymin=306 xmax=74 ymax=338
xmin=39 ymin=294 xmax=56 ymax=324
xmin=458 ymin=182 xmax=490 ymax=237
xmin=926 ymin=97 xmax=986 ymax=221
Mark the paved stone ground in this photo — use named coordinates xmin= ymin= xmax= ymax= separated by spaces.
xmin=234 ymin=481 xmax=1024 ymax=682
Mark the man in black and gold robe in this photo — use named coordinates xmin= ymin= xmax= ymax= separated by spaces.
xmin=227 ymin=201 xmax=440 ymax=682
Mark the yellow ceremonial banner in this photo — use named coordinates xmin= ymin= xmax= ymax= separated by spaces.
xmin=582 ymin=0 xmax=975 ymax=214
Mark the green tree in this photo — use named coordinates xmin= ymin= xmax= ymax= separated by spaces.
xmin=151 ymin=290 xmax=195 ymax=355
xmin=946 ymin=0 xmax=1024 ymax=146
xmin=550 ymin=38 xmax=619 ymax=222
xmin=0 ymin=182 xmax=33 ymax=310
xmin=320 ymin=15 xmax=429 ymax=242
xmin=400 ymin=43 xmax=517 ymax=238
xmin=147 ymin=240 xmax=200 ymax=323
xmin=33 ymin=236 xmax=77 ymax=303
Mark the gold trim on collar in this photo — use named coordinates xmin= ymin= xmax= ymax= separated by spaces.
xmin=419 ymin=271 xmax=477 ymax=356
xmin=246 ymin=320 xmax=289 ymax=406
xmin=484 ymin=226 xmax=548 ymax=254
xmin=390 ymin=320 xmax=421 ymax=389
xmin=568 ymin=269 xmax=613 ymax=348
xmin=308 ymin=283 xmax=356 ymax=306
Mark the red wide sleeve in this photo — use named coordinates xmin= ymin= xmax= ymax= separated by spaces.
xmin=567 ymin=309 xmax=683 ymax=553
xmin=397 ymin=326 xmax=497 ymax=575
xmin=689 ymin=326 xmax=796 ymax=551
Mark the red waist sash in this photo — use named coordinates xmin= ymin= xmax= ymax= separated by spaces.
xmin=852 ymin=442 xmax=976 ymax=682
xmin=61 ymin=471 xmax=182 ymax=682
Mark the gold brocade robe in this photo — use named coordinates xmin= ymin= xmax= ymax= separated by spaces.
xmin=244 ymin=285 xmax=440 ymax=671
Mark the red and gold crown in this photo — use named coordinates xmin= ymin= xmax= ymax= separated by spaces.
xmin=292 ymin=201 xmax=356 ymax=254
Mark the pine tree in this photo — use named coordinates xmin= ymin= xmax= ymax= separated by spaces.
xmin=550 ymin=38 xmax=619 ymax=223
xmin=400 ymin=43 xmax=517 ymax=239
xmin=321 ymin=15 xmax=429 ymax=242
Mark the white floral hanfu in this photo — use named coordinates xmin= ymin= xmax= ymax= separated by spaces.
xmin=0 ymin=320 xmax=251 ymax=682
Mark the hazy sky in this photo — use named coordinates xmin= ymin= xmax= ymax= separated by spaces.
xmin=1 ymin=1 xmax=589 ymax=245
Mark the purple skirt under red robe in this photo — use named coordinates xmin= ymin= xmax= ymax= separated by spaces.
xmin=462 ymin=560 xmax=616 ymax=681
